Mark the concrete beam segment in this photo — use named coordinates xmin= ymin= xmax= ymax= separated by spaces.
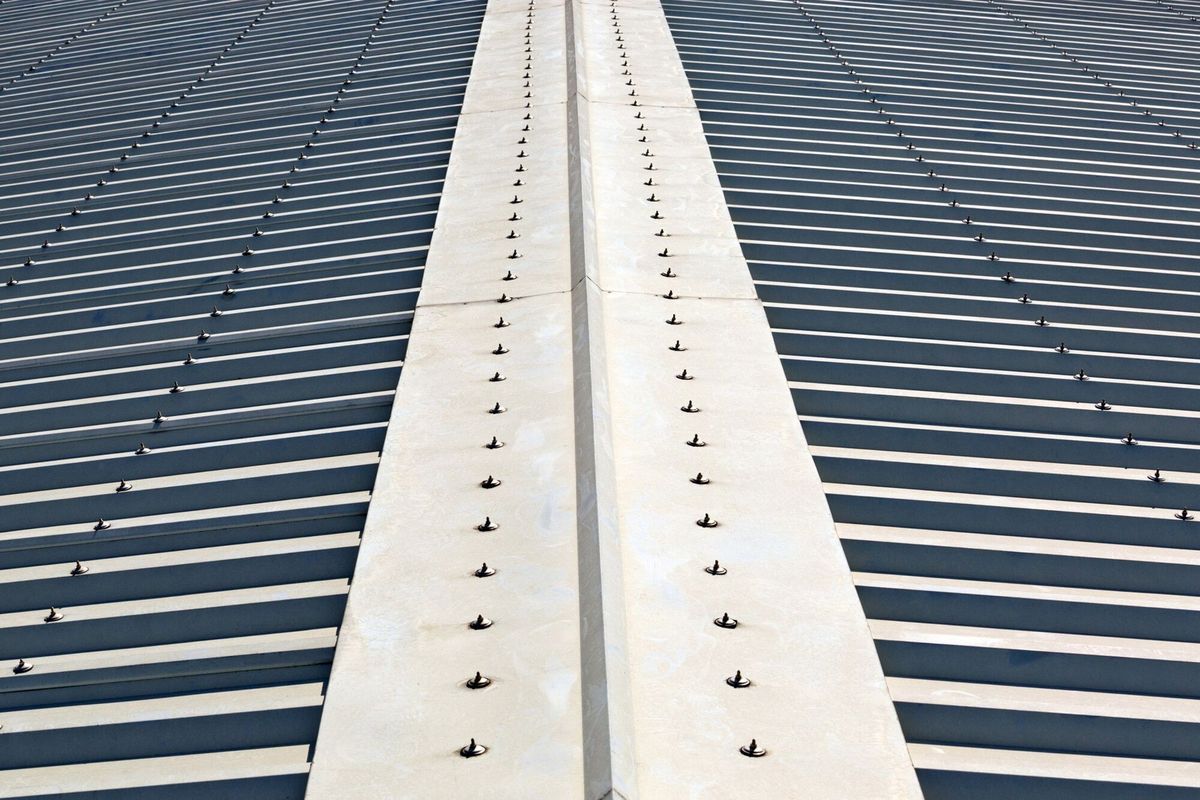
xmin=308 ymin=0 xmax=587 ymax=796
xmin=309 ymin=0 xmax=919 ymax=796
xmin=569 ymin=0 xmax=919 ymax=796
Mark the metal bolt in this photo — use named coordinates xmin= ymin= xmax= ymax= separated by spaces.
xmin=1095 ymin=399 xmax=1111 ymax=410
xmin=170 ymin=380 xmax=183 ymax=393
xmin=1001 ymin=272 xmax=1014 ymax=283
xmin=466 ymin=671 xmax=492 ymax=689
xmin=12 ymin=659 xmax=32 ymax=675
xmin=687 ymin=434 xmax=706 ymax=447
xmin=1179 ymin=509 xmax=1195 ymax=521
xmin=154 ymin=410 xmax=168 ymax=424
xmin=70 ymin=561 xmax=88 ymax=576
xmin=474 ymin=563 xmax=496 ymax=577
xmin=486 ymin=436 xmax=504 ymax=449
xmin=676 ymin=369 xmax=692 ymax=380
xmin=1122 ymin=433 xmax=1137 ymax=445
xmin=669 ymin=340 xmax=685 ymax=351
xmin=477 ymin=516 xmax=498 ymax=531
xmin=714 ymin=612 xmax=737 ymax=628
xmin=460 ymin=738 xmax=487 ymax=757
xmin=1054 ymin=343 xmax=1068 ymax=353
xmin=651 ymin=210 xmax=663 ymax=219
xmin=94 ymin=518 xmax=110 ymax=531
xmin=663 ymin=289 xmax=677 ymax=299
xmin=697 ymin=513 xmax=718 ymax=528
xmin=481 ymin=475 xmax=501 ymax=489
xmin=210 ymin=306 xmax=223 ymax=317
xmin=1035 ymin=316 xmax=1048 ymax=327
xmin=489 ymin=371 xmax=505 ymax=382
xmin=1074 ymin=369 xmax=1087 ymax=381
xmin=706 ymin=560 xmax=726 ymax=575
xmin=666 ymin=314 xmax=681 ymax=325
xmin=116 ymin=480 xmax=132 ymax=492
xmin=198 ymin=330 xmax=211 ymax=341
xmin=661 ymin=267 xmax=676 ymax=278
xmin=489 ymin=403 xmax=506 ymax=414
xmin=726 ymin=670 xmax=750 ymax=688
xmin=469 ymin=614 xmax=493 ymax=630
xmin=740 ymin=739 xmax=766 ymax=757
xmin=44 ymin=608 xmax=63 ymax=623
xmin=691 ymin=473 xmax=710 ymax=484
xmin=1018 ymin=294 xmax=1031 ymax=304
xmin=1149 ymin=469 xmax=1164 ymax=483
xmin=681 ymin=400 xmax=700 ymax=413
xmin=498 ymin=293 xmax=512 ymax=303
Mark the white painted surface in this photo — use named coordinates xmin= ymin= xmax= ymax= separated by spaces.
xmin=309 ymin=0 xmax=919 ymax=796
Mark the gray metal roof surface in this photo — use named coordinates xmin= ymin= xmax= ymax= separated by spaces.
xmin=663 ymin=0 xmax=1200 ymax=797
xmin=0 ymin=0 xmax=481 ymax=796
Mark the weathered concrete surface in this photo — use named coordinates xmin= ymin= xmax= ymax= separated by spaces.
xmin=307 ymin=0 xmax=587 ymax=795
xmin=308 ymin=0 xmax=920 ymax=796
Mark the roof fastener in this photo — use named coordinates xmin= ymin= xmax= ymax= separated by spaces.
xmin=489 ymin=403 xmax=506 ymax=414
xmin=481 ymin=475 xmax=501 ymax=489
xmin=44 ymin=608 xmax=63 ymax=623
xmin=503 ymin=270 xmax=517 ymax=281
xmin=687 ymin=434 xmax=706 ymax=447
xmin=94 ymin=518 xmax=110 ymax=531
xmin=1054 ymin=343 xmax=1069 ymax=353
xmin=676 ymin=369 xmax=692 ymax=380
xmin=460 ymin=738 xmax=487 ymax=757
xmin=498 ymin=293 xmax=512 ymax=303
xmin=154 ymin=410 xmax=168 ymax=424
xmin=477 ymin=516 xmax=498 ymax=531
xmin=6 ymin=277 xmax=16 ymax=287
xmin=170 ymin=380 xmax=183 ymax=393
xmin=492 ymin=343 xmax=508 ymax=355
xmin=485 ymin=436 xmax=504 ymax=449
xmin=70 ymin=561 xmax=88 ymax=576
xmin=489 ymin=371 xmax=505 ymax=382
xmin=1095 ymin=399 xmax=1111 ymax=410
xmin=1178 ymin=509 xmax=1195 ymax=521
xmin=691 ymin=473 xmax=710 ymax=484
xmin=705 ymin=560 xmax=726 ymax=575
xmin=739 ymin=739 xmax=765 ymax=757
xmin=1149 ymin=469 xmax=1164 ymax=483
xmin=714 ymin=612 xmax=737 ymax=628
xmin=1074 ymin=370 xmax=1087 ymax=381
xmin=651 ymin=210 xmax=663 ymax=219
xmin=116 ymin=480 xmax=132 ymax=492
xmin=211 ymin=306 xmax=223 ymax=317
xmin=184 ymin=353 xmax=196 ymax=364
xmin=1018 ymin=294 xmax=1031 ymax=304
xmin=198 ymin=330 xmax=210 ymax=341
xmin=669 ymin=340 xmax=685 ymax=351
xmin=1122 ymin=432 xmax=1137 ymax=445
xmin=663 ymin=289 xmax=677 ymax=299
xmin=469 ymin=614 xmax=493 ymax=630
xmin=466 ymin=672 xmax=492 ymax=689
xmin=666 ymin=313 xmax=681 ymax=325
xmin=1001 ymin=272 xmax=1014 ymax=283
xmin=495 ymin=317 xmax=510 ymax=329
xmin=681 ymin=400 xmax=700 ymax=413
xmin=1035 ymin=316 xmax=1047 ymax=326
xmin=697 ymin=513 xmax=718 ymax=528
xmin=726 ymin=670 xmax=750 ymax=688
xmin=474 ymin=563 xmax=496 ymax=577
xmin=12 ymin=659 xmax=32 ymax=675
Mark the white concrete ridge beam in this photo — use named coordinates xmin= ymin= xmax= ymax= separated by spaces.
xmin=308 ymin=0 xmax=920 ymax=796
xmin=569 ymin=0 xmax=919 ymax=796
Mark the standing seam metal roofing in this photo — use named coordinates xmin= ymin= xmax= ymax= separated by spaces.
xmin=663 ymin=0 xmax=1200 ymax=797
xmin=0 ymin=0 xmax=483 ymax=796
